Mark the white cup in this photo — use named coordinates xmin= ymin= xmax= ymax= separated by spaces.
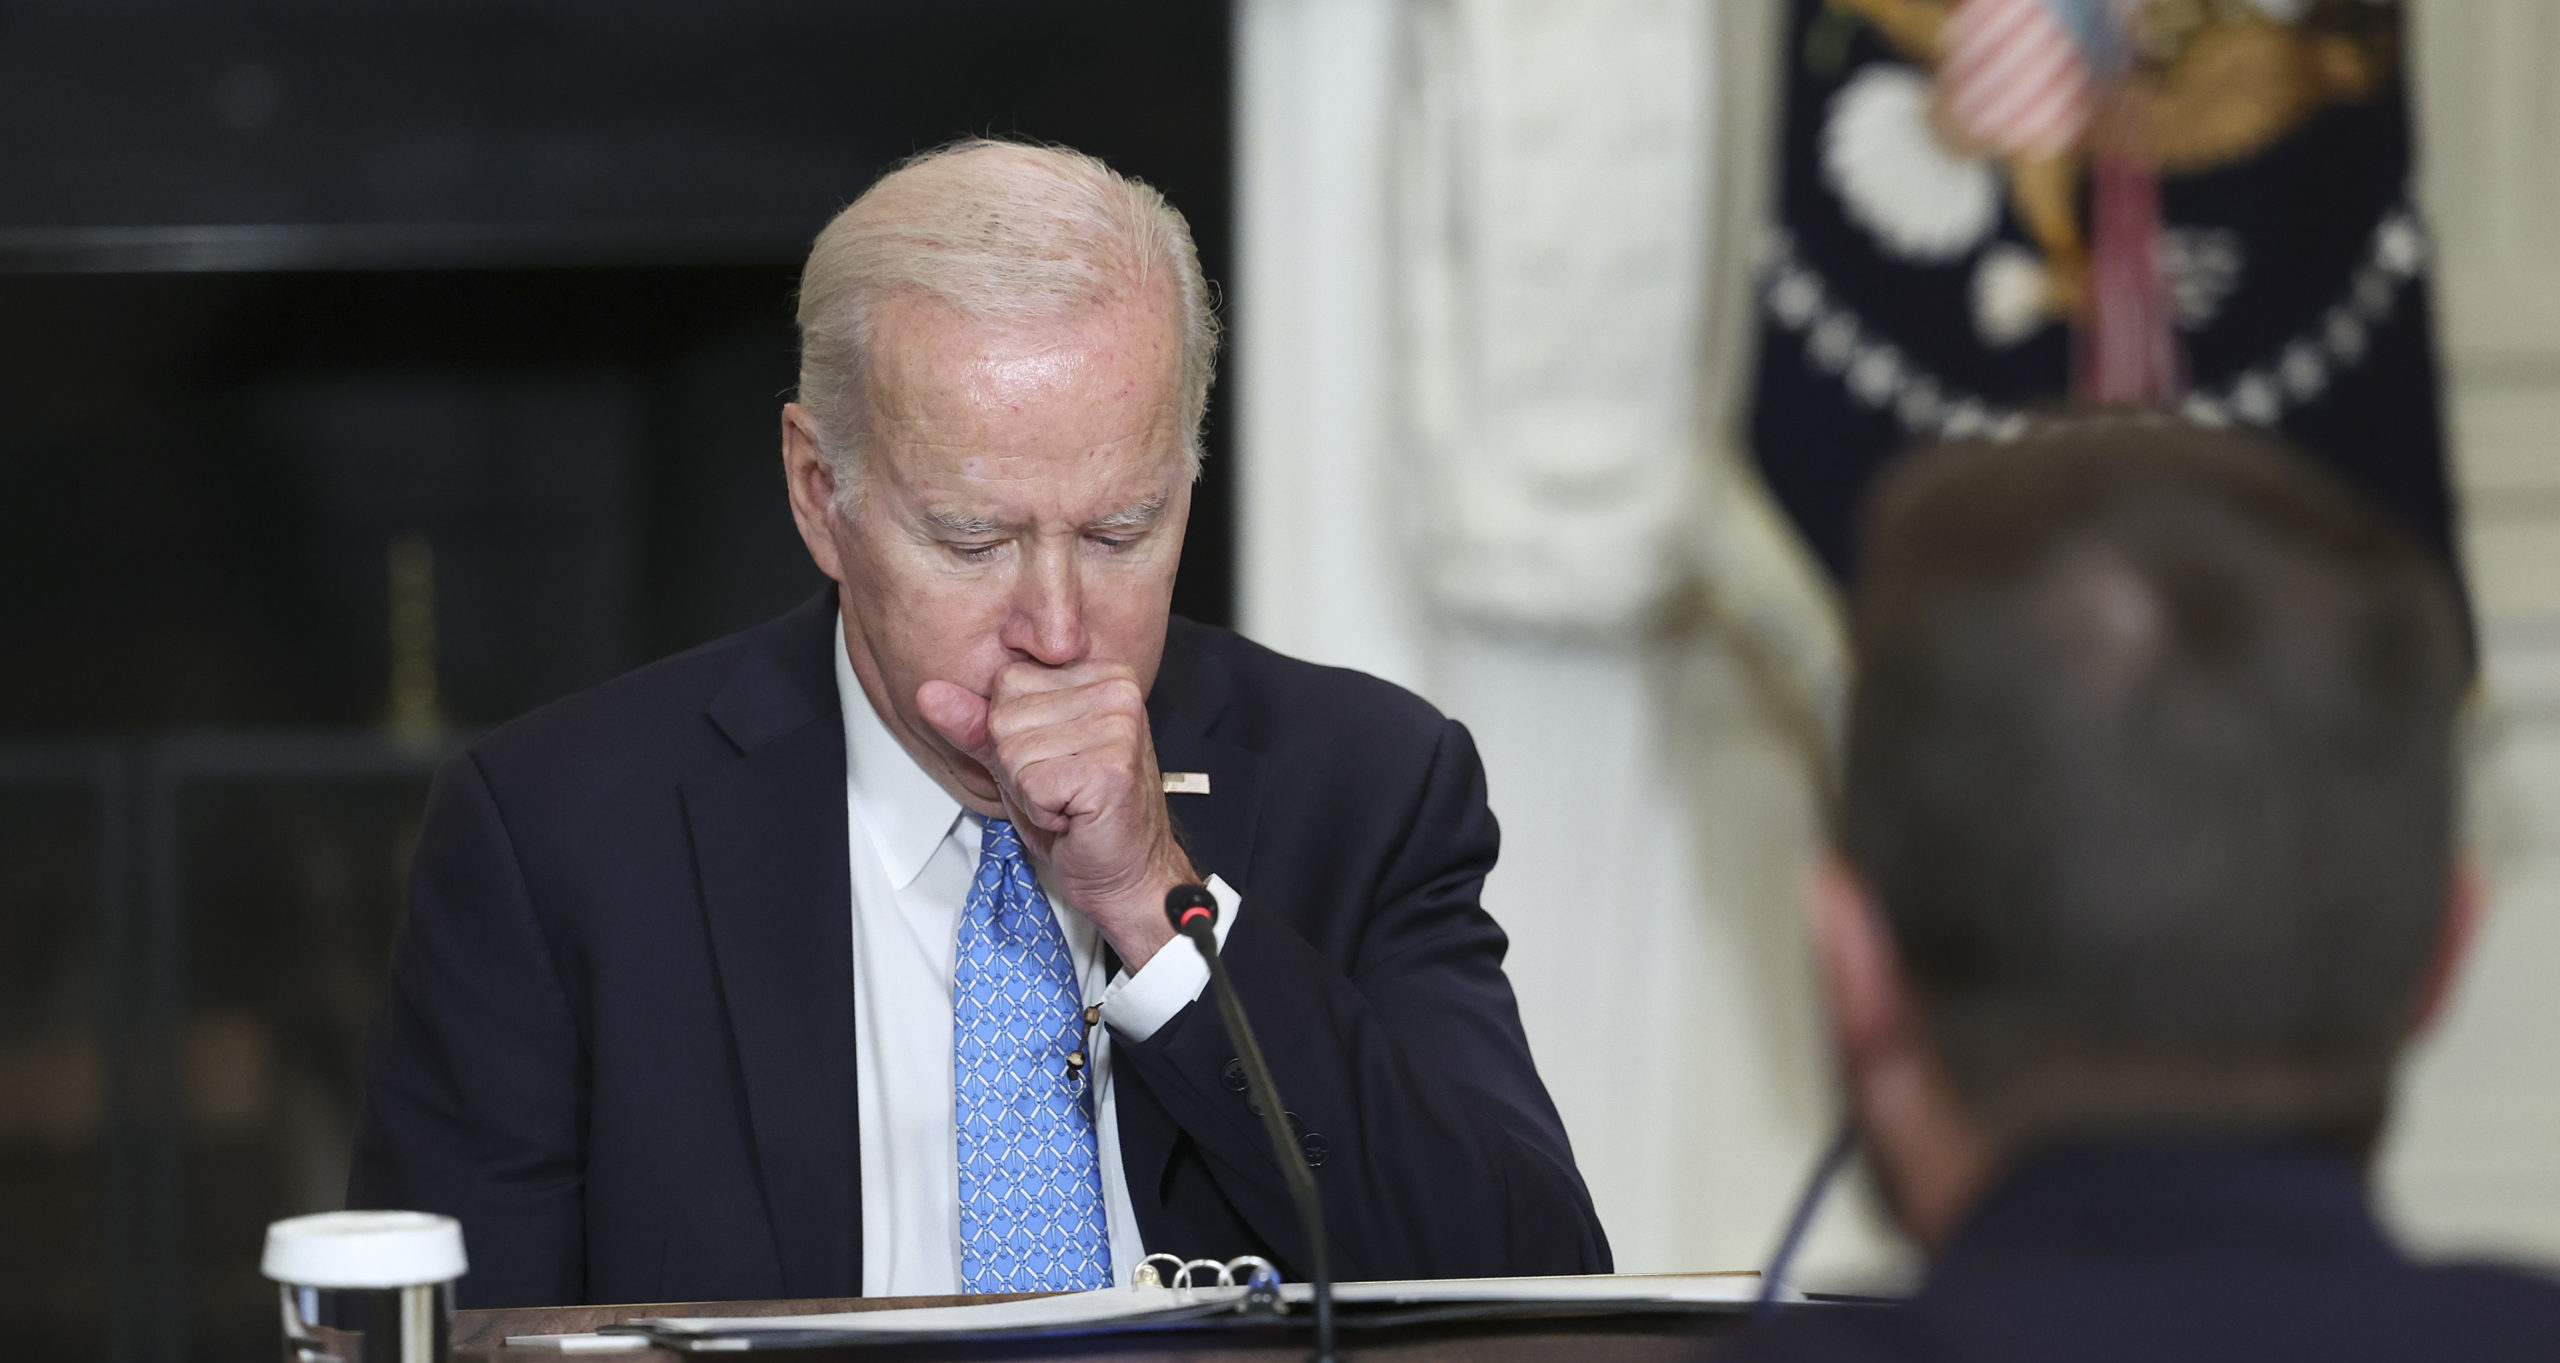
xmin=262 ymin=1211 xmax=467 ymax=1363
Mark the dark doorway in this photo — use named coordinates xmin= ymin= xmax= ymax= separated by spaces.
xmin=0 ymin=5 xmax=1233 ymax=1358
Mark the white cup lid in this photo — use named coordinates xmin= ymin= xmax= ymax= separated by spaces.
xmin=262 ymin=1211 xmax=467 ymax=1289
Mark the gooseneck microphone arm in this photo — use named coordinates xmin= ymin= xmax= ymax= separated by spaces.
xmin=1753 ymin=1115 xmax=1857 ymax=1320
xmin=1163 ymin=885 xmax=1338 ymax=1363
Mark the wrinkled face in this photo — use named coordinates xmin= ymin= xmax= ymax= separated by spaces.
xmin=787 ymin=288 xmax=1191 ymax=812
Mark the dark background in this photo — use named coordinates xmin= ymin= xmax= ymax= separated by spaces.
xmin=0 ymin=3 xmax=1235 ymax=1358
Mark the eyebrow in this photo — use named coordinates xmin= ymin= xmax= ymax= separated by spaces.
xmin=918 ymin=495 xmax=1167 ymax=539
xmin=1089 ymin=495 xmax=1168 ymax=533
xmin=921 ymin=509 xmax=1008 ymax=538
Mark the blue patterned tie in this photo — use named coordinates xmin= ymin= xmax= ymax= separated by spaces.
xmin=952 ymin=817 xmax=1112 ymax=1292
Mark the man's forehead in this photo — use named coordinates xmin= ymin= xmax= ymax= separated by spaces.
xmin=856 ymin=288 xmax=1189 ymax=529
xmin=865 ymin=302 xmax=1183 ymax=447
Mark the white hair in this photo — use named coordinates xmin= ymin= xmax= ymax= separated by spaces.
xmin=793 ymin=138 xmax=1220 ymax=512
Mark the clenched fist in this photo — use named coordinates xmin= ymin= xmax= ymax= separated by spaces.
xmin=917 ymin=661 xmax=1196 ymax=970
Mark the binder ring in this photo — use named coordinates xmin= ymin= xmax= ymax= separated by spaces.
xmin=1174 ymin=1258 xmax=1233 ymax=1289
xmin=1224 ymin=1255 xmax=1279 ymax=1288
xmin=1132 ymin=1251 xmax=1289 ymax=1293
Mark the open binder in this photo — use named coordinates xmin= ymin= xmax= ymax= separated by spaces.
xmin=508 ymin=1273 xmax=1786 ymax=1352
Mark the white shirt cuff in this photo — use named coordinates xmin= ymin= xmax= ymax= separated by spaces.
xmin=1096 ymin=874 xmax=1242 ymax=1043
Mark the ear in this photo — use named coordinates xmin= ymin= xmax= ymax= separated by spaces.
xmin=1808 ymin=854 xmax=1908 ymax=1068
xmin=781 ymin=402 xmax=847 ymax=583
xmin=2411 ymin=855 xmax=2485 ymax=1036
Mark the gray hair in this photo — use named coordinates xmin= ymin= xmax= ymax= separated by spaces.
xmin=793 ymin=138 xmax=1220 ymax=512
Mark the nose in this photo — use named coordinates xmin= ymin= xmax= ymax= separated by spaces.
xmin=998 ymin=535 xmax=1088 ymax=666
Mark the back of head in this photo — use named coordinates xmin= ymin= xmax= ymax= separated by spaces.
xmin=1841 ymin=414 xmax=2473 ymax=1147
xmin=794 ymin=138 xmax=1220 ymax=496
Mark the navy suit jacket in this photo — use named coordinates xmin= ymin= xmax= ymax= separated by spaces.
xmin=1723 ymin=1138 xmax=2560 ymax=1363
xmin=349 ymin=590 xmax=1609 ymax=1307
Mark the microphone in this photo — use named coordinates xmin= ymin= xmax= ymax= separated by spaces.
xmin=1752 ymin=1116 xmax=1857 ymax=1320
xmin=1163 ymin=884 xmax=1338 ymax=1363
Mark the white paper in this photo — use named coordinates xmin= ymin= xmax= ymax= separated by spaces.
xmin=500 ymin=1333 xmax=660 ymax=1351
xmin=635 ymin=1286 xmax=1240 ymax=1336
xmin=1319 ymin=1272 xmax=1769 ymax=1306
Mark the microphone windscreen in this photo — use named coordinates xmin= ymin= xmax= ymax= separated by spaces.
xmin=1162 ymin=883 xmax=1218 ymax=935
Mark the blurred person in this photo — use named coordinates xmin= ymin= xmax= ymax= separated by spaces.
xmin=1729 ymin=416 xmax=2560 ymax=1360
xmin=348 ymin=140 xmax=1607 ymax=1308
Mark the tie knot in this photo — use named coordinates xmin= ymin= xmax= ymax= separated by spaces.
xmin=980 ymin=816 xmax=1024 ymax=862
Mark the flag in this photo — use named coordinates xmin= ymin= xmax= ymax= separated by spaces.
xmin=1748 ymin=0 xmax=2454 ymax=581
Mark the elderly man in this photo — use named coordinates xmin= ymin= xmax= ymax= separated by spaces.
xmin=349 ymin=140 xmax=1607 ymax=1308
xmin=1729 ymin=419 xmax=2560 ymax=1361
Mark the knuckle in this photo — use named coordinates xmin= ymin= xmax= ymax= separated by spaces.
xmin=992 ymin=734 xmax=1030 ymax=773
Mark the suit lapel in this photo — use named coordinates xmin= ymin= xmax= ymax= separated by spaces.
xmin=1152 ymin=711 xmax=1265 ymax=889
xmin=1125 ymin=620 xmax=1266 ymax=1215
xmin=1147 ymin=619 xmax=1265 ymax=886
xmin=680 ymin=592 xmax=861 ymax=1298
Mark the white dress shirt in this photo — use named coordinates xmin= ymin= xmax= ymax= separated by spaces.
xmin=833 ymin=620 xmax=1241 ymax=1296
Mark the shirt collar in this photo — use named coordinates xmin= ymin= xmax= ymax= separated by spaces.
xmin=833 ymin=614 xmax=969 ymax=890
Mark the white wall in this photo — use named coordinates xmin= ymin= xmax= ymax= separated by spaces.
xmin=1235 ymin=0 xmax=1901 ymax=1287
xmin=1235 ymin=0 xmax=1429 ymax=695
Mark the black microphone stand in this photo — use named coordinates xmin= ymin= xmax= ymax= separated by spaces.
xmin=1164 ymin=885 xmax=1338 ymax=1363
xmin=1753 ymin=1116 xmax=1857 ymax=1319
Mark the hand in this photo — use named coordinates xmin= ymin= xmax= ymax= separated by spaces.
xmin=917 ymin=661 xmax=1195 ymax=971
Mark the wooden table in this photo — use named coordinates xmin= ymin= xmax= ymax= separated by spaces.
xmin=452 ymin=1290 xmax=1743 ymax=1361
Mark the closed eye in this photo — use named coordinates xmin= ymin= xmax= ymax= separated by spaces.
xmin=1086 ymin=495 xmax=1168 ymax=550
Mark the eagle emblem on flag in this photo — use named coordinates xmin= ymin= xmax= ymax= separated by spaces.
xmin=1750 ymin=0 xmax=2449 ymax=579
